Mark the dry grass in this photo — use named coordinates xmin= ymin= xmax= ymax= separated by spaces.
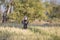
xmin=0 ymin=26 xmax=60 ymax=40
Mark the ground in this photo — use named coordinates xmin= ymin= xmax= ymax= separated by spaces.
xmin=0 ymin=26 xmax=60 ymax=40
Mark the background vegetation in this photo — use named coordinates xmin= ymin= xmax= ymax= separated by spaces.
xmin=0 ymin=0 xmax=60 ymax=40
xmin=0 ymin=0 xmax=60 ymax=23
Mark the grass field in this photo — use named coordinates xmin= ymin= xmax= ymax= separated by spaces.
xmin=0 ymin=26 xmax=60 ymax=40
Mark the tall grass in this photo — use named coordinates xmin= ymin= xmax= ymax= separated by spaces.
xmin=0 ymin=26 xmax=60 ymax=40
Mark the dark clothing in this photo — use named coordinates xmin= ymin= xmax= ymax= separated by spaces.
xmin=23 ymin=24 xmax=27 ymax=29
xmin=22 ymin=20 xmax=28 ymax=24
xmin=22 ymin=20 xmax=28 ymax=29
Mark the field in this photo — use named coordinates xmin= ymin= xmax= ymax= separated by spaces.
xmin=0 ymin=26 xmax=60 ymax=40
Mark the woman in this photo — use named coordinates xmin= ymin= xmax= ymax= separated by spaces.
xmin=22 ymin=16 xmax=28 ymax=29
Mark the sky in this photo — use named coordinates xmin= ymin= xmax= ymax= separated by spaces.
xmin=42 ymin=0 xmax=60 ymax=3
xmin=57 ymin=0 xmax=60 ymax=4
xmin=0 ymin=4 xmax=6 ymax=13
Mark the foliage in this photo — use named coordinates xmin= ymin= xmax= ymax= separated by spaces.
xmin=0 ymin=0 xmax=60 ymax=23
xmin=7 ymin=0 xmax=48 ymax=22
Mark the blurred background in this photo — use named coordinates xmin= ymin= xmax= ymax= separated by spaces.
xmin=0 ymin=0 xmax=60 ymax=26
xmin=0 ymin=0 xmax=60 ymax=40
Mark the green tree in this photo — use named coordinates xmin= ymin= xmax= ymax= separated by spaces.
xmin=8 ymin=0 xmax=47 ymax=23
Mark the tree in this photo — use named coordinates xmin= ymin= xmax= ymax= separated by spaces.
xmin=8 ymin=0 xmax=47 ymax=23
xmin=0 ymin=0 xmax=13 ymax=23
